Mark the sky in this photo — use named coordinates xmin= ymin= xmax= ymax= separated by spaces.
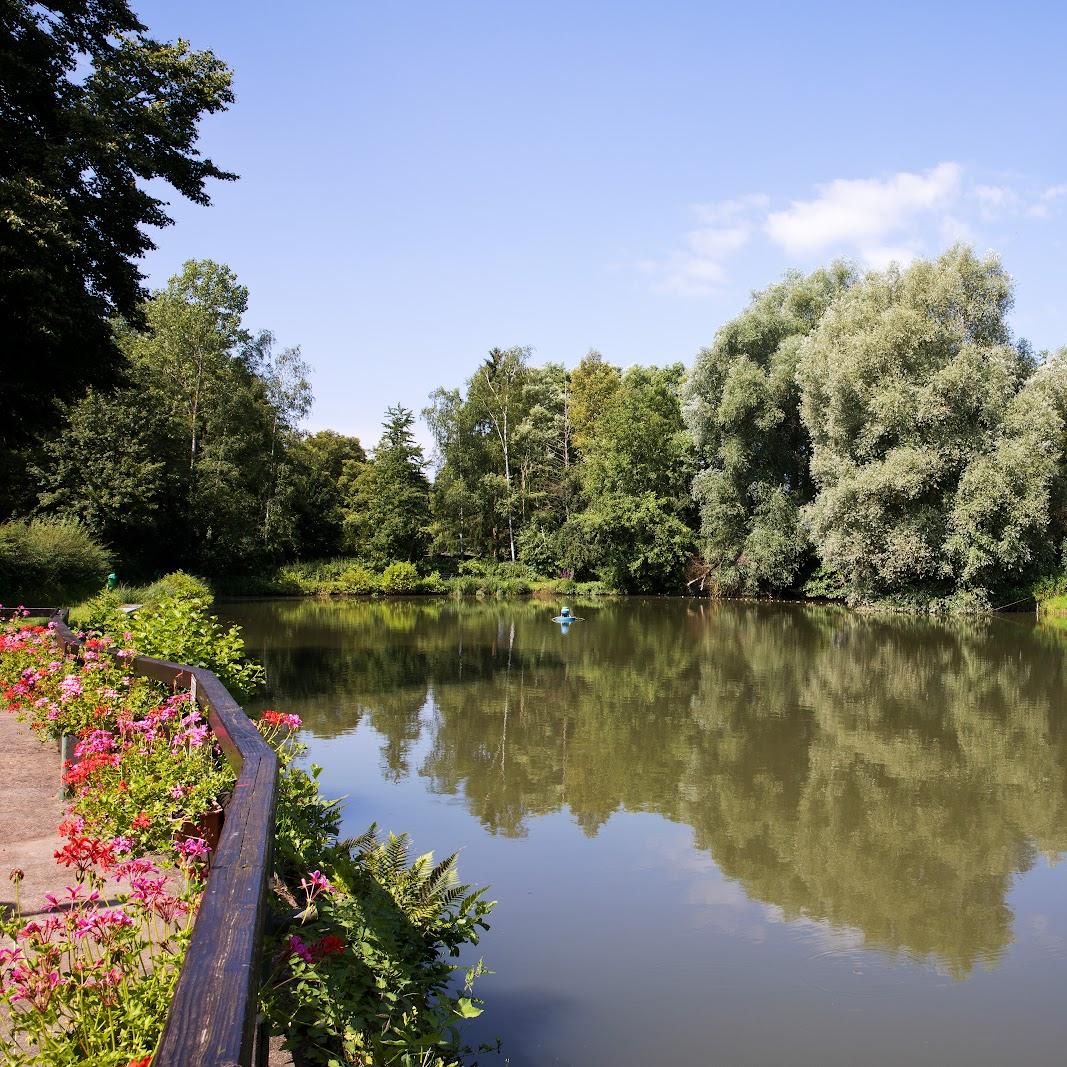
xmin=135 ymin=0 xmax=1067 ymax=447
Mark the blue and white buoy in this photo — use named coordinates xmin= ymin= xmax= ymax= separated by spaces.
xmin=552 ymin=604 xmax=581 ymax=632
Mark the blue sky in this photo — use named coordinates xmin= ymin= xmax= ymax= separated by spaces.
xmin=136 ymin=1 xmax=1067 ymax=447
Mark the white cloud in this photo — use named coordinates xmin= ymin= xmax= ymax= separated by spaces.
xmin=647 ymin=198 xmax=766 ymax=295
xmin=764 ymin=162 xmax=962 ymax=257
xmin=940 ymin=214 xmax=977 ymax=245
xmin=860 ymin=244 xmax=921 ymax=270
xmin=644 ymin=164 xmax=1065 ymax=296
xmin=693 ymin=193 xmax=770 ymax=226
xmin=1029 ymin=184 xmax=1067 ymax=219
xmin=974 ymin=183 xmax=1021 ymax=219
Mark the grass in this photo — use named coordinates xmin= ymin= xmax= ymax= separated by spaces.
xmin=214 ymin=558 xmax=613 ymax=600
xmin=1037 ymin=593 xmax=1067 ymax=618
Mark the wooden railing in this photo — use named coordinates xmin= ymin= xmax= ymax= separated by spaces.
xmin=1 ymin=607 xmax=278 ymax=1067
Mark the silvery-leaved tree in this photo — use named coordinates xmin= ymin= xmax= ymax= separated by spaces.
xmin=684 ymin=264 xmax=855 ymax=596
xmin=798 ymin=245 xmax=1066 ymax=606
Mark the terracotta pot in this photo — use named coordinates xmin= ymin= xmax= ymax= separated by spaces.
xmin=175 ymin=805 xmax=225 ymax=859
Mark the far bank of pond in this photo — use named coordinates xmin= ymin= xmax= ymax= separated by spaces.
xmin=218 ymin=597 xmax=1067 ymax=1067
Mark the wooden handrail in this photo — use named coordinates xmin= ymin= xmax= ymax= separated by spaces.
xmin=1 ymin=607 xmax=278 ymax=1067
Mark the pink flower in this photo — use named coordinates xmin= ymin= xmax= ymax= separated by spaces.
xmin=114 ymin=857 xmax=161 ymax=881
xmin=260 ymin=709 xmax=302 ymax=730
xmin=58 ymin=675 xmax=82 ymax=702
xmin=299 ymin=869 xmax=334 ymax=902
xmin=287 ymin=934 xmax=313 ymax=963
xmin=176 ymin=837 xmax=211 ymax=863
xmin=308 ymin=870 xmax=332 ymax=893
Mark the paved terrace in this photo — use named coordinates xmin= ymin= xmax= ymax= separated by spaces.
xmin=0 ymin=711 xmax=292 ymax=1064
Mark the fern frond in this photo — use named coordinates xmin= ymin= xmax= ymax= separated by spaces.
xmin=423 ymin=853 xmax=459 ymax=901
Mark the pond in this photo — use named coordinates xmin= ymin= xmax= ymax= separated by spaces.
xmin=218 ymin=597 xmax=1067 ymax=1066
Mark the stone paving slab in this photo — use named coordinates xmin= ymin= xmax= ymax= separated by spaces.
xmin=0 ymin=713 xmax=65 ymax=917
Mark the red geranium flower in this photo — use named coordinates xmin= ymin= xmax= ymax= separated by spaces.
xmin=310 ymin=933 xmax=346 ymax=961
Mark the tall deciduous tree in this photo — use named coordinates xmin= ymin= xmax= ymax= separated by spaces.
xmin=468 ymin=347 xmax=531 ymax=562
xmin=564 ymin=364 xmax=698 ymax=591
xmin=569 ymin=350 xmax=621 ymax=459
xmin=124 ymin=260 xmax=253 ymax=473
xmin=798 ymin=246 xmax=1058 ymax=605
xmin=33 ymin=388 xmax=169 ymax=570
xmin=513 ymin=364 xmax=576 ymax=569
xmin=0 ymin=0 xmax=234 ymax=506
xmin=424 ymin=387 xmax=486 ymax=558
xmin=35 ymin=260 xmax=312 ymax=574
xmin=685 ymin=264 xmax=855 ymax=595
xmin=291 ymin=431 xmax=366 ymax=559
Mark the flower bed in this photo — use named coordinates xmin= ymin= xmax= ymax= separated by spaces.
xmin=0 ymin=616 xmax=232 ymax=1065
xmin=1 ymin=606 xmax=497 ymax=1066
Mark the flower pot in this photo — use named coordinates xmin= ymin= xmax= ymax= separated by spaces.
xmin=175 ymin=805 xmax=224 ymax=859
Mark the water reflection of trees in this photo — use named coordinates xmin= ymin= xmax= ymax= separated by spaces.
xmin=234 ymin=597 xmax=1067 ymax=976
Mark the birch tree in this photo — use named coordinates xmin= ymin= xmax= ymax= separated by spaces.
xmin=468 ymin=347 xmax=531 ymax=562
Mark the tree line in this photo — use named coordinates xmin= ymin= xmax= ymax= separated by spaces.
xmin=6 ymin=245 xmax=1067 ymax=608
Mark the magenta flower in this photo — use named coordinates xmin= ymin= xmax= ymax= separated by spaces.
xmin=176 ymin=837 xmax=211 ymax=862
xmin=287 ymin=934 xmax=314 ymax=963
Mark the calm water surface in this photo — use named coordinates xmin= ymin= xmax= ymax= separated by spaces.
xmin=218 ymin=598 xmax=1067 ymax=1066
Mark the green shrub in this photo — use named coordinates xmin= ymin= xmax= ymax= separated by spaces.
xmin=337 ymin=564 xmax=378 ymax=594
xmin=802 ymin=566 xmax=849 ymax=602
xmin=450 ymin=576 xmax=481 ymax=598
xmin=418 ymin=570 xmax=447 ymax=594
xmin=261 ymin=722 xmax=493 ymax=1067
xmin=68 ymin=588 xmax=127 ymax=633
xmin=124 ymin=595 xmax=265 ymax=701
xmin=140 ymin=570 xmax=212 ymax=606
xmin=1038 ymin=593 xmax=1067 ymax=618
xmin=0 ymin=518 xmax=111 ymax=604
xmin=576 ymin=580 xmax=609 ymax=597
xmin=70 ymin=571 xmax=213 ymax=631
xmin=380 ymin=561 xmax=420 ymax=593
xmin=457 ymin=559 xmax=541 ymax=583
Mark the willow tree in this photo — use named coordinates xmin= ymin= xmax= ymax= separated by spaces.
xmin=798 ymin=246 xmax=1064 ymax=606
xmin=684 ymin=264 xmax=854 ymax=595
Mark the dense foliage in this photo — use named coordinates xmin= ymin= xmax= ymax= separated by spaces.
xmin=686 ymin=246 xmax=1067 ymax=608
xmin=0 ymin=518 xmax=111 ymax=602
xmin=425 ymin=349 xmax=697 ymax=592
xmin=0 ymin=0 xmax=234 ymax=508
xmin=798 ymin=248 xmax=1065 ymax=608
xmin=343 ymin=407 xmax=431 ymax=566
xmin=7 ymin=244 xmax=1067 ymax=609
xmin=684 ymin=264 xmax=854 ymax=595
